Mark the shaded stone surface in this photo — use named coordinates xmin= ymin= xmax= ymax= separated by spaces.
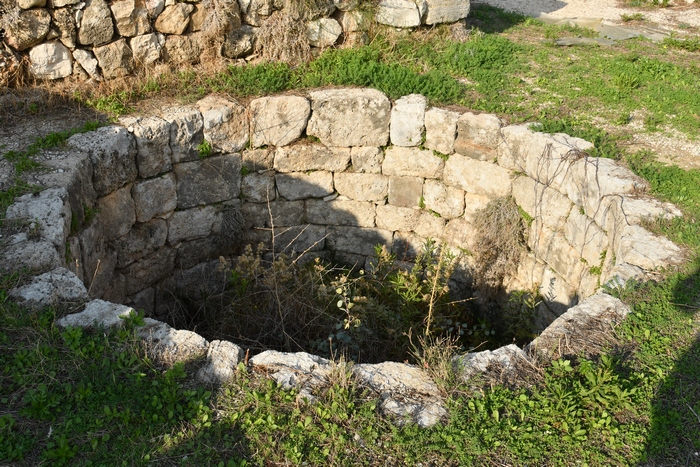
xmin=174 ymin=155 xmax=242 ymax=209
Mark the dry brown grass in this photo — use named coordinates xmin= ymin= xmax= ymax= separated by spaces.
xmin=255 ymin=11 xmax=312 ymax=65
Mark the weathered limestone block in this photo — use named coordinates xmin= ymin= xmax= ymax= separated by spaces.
xmin=423 ymin=0 xmax=470 ymax=24
xmin=274 ymin=144 xmax=350 ymax=173
xmin=336 ymin=9 xmax=368 ymax=32
xmin=119 ymin=116 xmax=172 ymax=178
xmin=241 ymin=201 xmax=305 ymax=228
xmin=250 ymin=351 xmax=331 ymax=389
xmin=145 ymin=0 xmax=165 ymax=17
xmin=174 ymin=154 xmax=242 ymax=209
xmin=6 ymin=188 xmax=71 ymax=252
xmin=78 ymin=0 xmax=114 ymax=46
xmin=163 ymin=33 xmax=202 ymax=64
xmin=115 ymin=218 xmax=167 ymax=267
xmin=307 ymin=88 xmax=391 ymax=147
xmin=175 ymin=237 xmax=230 ymax=269
xmin=96 ymin=186 xmax=136 ymax=242
xmin=422 ymin=179 xmax=464 ymax=219
xmin=563 ymin=209 xmax=609 ymax=267
xmin=375 ymin=204 xmax=420 ymax=232
xmin=93 ymin=39 xmax=134 ymax=79
xmin=242 ymin=148 xmax=274 ymax=172
xmin=78 ymin=221 xmax=117 ymax=298
xmin=155 ymin=3 xmax=194 ymax=34
xmin=444 ymin=217 xmax=477 ymax=250
xmin=424 ymin=107 xmax=459 ymax=155
xmin=122 ymin=247 xmax=176 ymax=295
xmin=276 ymin=171 xmax=334 ymax=200
xmin=197 ymin=96 xmax=249 ymax=153
xmin=393 ymin=231 xmax=426 ymax=259
xmin=72 ymin=48 xmax=100 ymax=80
xmin=50 ymin=0 xmax=81 ymax=6
xmin=276 ymin=225 xmax=327 ymax=254
xmin=616 ymin=225 xmax=684 ymax=271
xmin=222 ymin=25 xmax=256 ymax=58
xmin=454 ymin=112 xmax=501 ymax=161
xmin=239 ymin=0 xmax=277 ymax=26
xmin=130 ymin=32 xmax=165 ymax=65
xmin=241 ymin=172 xmax=276 ymax=202
xmin=388 ymin=176 xmax=423 ymax=208
xmin=167 ymin=206 xmax=220 ymax=244
xmin=0 ymin=239 xmax=61 ymax=275
xmin=382 ymin=147 xmax=444 ymax=178
xmin=306 ymin=199 xmax=375 ymax=227
xmin=56 ymin=299 xmax=134 ymax=329
xmin=529 ymin=220 xmax=586 ymax=284
xmin=29 ymin=42 xmax=72 ymax=79
xmin=326 ymin=226 xmax=393 ymax=256
xmin=334 ymin=172 xmax=388 ymax=201
xmin=136 ymin=317 xmax=208 ymax=360
xmin=539 ymin=263 xmax=579 ymax=317
xmin=463 ymin=192 xmax=491 ymax=221
xmin=375 ymin=0 xmax=421 ymax=27
xmin=502 ymin=252 xmax=546 ymax=293
xmin=189 ymin=5 xmax=206 ymax=32
xmin=307 ymin=18 xmax=342 ymax=48
xmin=351 ymin=147 xmax=384 ymax=173
xmin=50 ymin=7 xmax=77 ymax=49
xmin=390 ymin=94 xmax=426 ymax=147
xmin=161 ymin=106 xmax=204 ymax=163
xmin=413 ymin=211 xmax=446 ymax=238
xmin=444 ymin=155 xmax=512 ymax=198
xmin=197 ymin=340 xmax=245 ymax=384
xmin=5 ymin=8 xmax=51 ymax=51
xmin=250 ymin=96 xmax=311 ymax=148
xmin=19 ymin=0 xmax=47 ymax=8
xmin=111 ymin=0 xmax=151 ymax=37
xmin=10 ymin=268 xmax=88 ymax=310
xmin=454 ymin=344 xmax=527 ymax=383
xmin=512 ymin=176 xmax=572 ymax=231
xmin=334 ymin=0 xmax=359 ymax=11
xmin=131 ymin=173 xmax=177 ymax=222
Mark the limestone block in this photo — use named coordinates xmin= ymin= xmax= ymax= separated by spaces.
xmin=307 ymin=18 xmax=342 ymax=48
xmin=250 ymin=351 xmax=331 ymax=389
xmin=529 ymin=220 xmax=586 ymax=284
xmin=197 ymin=340 xmax=245 ymax=384
xmin=241 ymin=172 xmax=276 ymax=202
xmin=454 ymin=344 xmax=528 ymax=382
xmin=444 ymin=155 xmax=512 ymax=198
xmin=424 ymin=108 xmax=459 ymax=155
xmin=444 ymin=217 xmax=477 ymax=250
xmin=334 ymin=0 xmax=358 ymax=11
xmin=50 ymin=7 xmax=77 ymax=49
xmin=564 ymin=208 xmax=609 ymax=267
xmin=122 ymin=247 xmax=176 ymax=295
xmin=189 ymin=4 xmax=206 ymax=31
xmin=130 ymin=32 xmax=165 ymax=66
xmin=50 ymin=0 xmax=81 ymax=6
xmin=250 ymin=96 xmax=311 ymax=148
xmin=161 ymin=106 xmax=204 ymax=163
xmin=350 ymin=147 xmax=383 ymax=173
xmin=326 ymin=226 xmax=393 ymax=256
xmin=242 ymin=148 xmax=274 ymax=172
xmin=616 ymin=225 xmax=684 ymax=271
xmin=78 ymin=0 xmax=114 ymax=45
xmin=462 ymin=193 xmax=491 ymax=221
xmin=239 ymin=0 xmax=277 ymax=26
xmin=6 ymin=188 xmax=71 ymax=252
xmin=307 ymin=88 xmax=391 ymax=147
xmin=423 ymin=0 xmax=470 ymax=24
xmin=96 ymin=186 xmax=136 ymax=242
xmin=393 ymin=231 xmax=426 ymax=259
xmin=20 ymin=0 xmax=47 ymax=7
xmin=155 ymin=3 xmax=194 ymax=34
xmin=167 ymin=206 xmax=219 ymax=244
xmin=342 ymin=31 xmax=369 ymax=47
xmin=334 ymin=172 xmax=388 ymax=201
xmin=197 ymin=95 xmax=249 ymax=153
xmin=146 ymin=0 xmax=165 ymax=17
xmin=136 ymin=317 xmax=208 ymax=360
xmin=390 ymin=94 xmax=426 ymax=147
xmin=388 ymin=176 xmax=423 ymax=208
xmin=163 ymin=33 xmax=202 ymax=64
xmin=174 ymin=154 xmax=242 ymax=209
xmin=375 ymin=204 xmax=420 ymax=232
xmin=375 ymin=0 xmax=421 ymax=27
xmin=306 ymin=199 xmax=375 ymax=227
xmin=0 ymin=237 xmax=61 ymax=275
xmin=5 ymin=8 xmax=51 ymax=51
xmin=120 ymin=115 xmax=172 ymax=178
xmin=275 ymin=224 xmax=327 ymax=254
xmin=10 ymin=268 xmax=88 ymax=310
xmin=413 ymin=211 xmax=446 ymax=238
xmin=336 ymin=10 xmax=368 ymax=32
xmin=175 ymin=236 xmax=231 ymax=269
xmin=454 ymin=112 xmax=502 ymax=161
xmin=222 ymin=25 xmax=255 ymax=59
xmin=241 ymin=201 xmax=305 ymax=228
xmin=56 ymin=299 xmax=134 ymax=329
xmin=77 ymin=221 xmax=115 ymax=298
xmin=539 ymin=267 xmax=579 ymax=317
xmin=130 ymin=177 xmax=173 ymax=225
xmin=511 ymin=176 xmax=572 ymax=231
xmin=274 ymin=144 xmax=350 ymax=173
xmin=422 ymin=179 xmax=464 ymax=219
xmin=382 ymin=147 xmax=444 ymax=178
xmin=502 ymin=252 xmax=546 ymax=293
xmin=29 ymin=42 xmax=72 ymax=79
xmin=111 ymin=0 xmax=151 ymax=37
xmin=169 ymin=260 xmax=229 ymax=301
xmin=601 ymin=263 xmax=645 ymax=290
xmin=276 ymin=171 xmax=334 ymax=200
xmin=115 ymin=218 xmax=167 ymax=267
xmin=72 ymin=48 xmax=100 ymax=80
xmin=93 ymin=39 xmax=134 ymax=79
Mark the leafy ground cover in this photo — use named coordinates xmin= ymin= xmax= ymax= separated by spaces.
xmin=2 ymin=4 xmax=700 ymax=465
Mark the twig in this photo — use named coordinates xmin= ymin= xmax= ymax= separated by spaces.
xmin=687 ymin=403 xmax=700 ymax=425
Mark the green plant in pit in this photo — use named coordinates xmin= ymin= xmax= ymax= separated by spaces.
xmin=198 ymin=139 xmax=213 ymax=158
xmin=621 ymin=13 xmax=645 ymax=22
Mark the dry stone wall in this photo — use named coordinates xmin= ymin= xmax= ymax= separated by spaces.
xmin=1 ymin=0 xmax=470 ymax=81
xmin=1 ymin=87 xmax=684 ymax=427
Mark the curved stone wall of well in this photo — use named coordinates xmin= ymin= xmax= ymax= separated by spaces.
xmin=3 ymin=88 xmax=684 ymax=330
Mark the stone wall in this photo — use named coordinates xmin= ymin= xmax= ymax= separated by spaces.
xmin=1 ymin=0 xmax=470 ymax=81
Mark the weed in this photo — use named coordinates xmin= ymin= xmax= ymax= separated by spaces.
xmin=198 ymin=139 xmax=213 ymax=158
xmin=621 ymin=13 xmax=645 ymax=22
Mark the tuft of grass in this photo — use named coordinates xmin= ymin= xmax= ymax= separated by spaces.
xmin=621 ymin=13 xmax=646 ymax=22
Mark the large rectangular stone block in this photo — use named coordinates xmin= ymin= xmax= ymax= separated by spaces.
xmin=326 ymin=226 xmax=393 ymax=256
xmin=334 ymin=172 xmax=388 ymax=201
xmin=120 ymin=116 xmax=173 ymax=179
xmin=382 ymin=146 xmax=444 ymax=178
xmin=250 ymin=96 xmax=311 ymax=148
xmin=274 ymin=144 xmax=350 ymax=172
xmin=306 ymin=199 xmax=376 ymax=227
xmin=161 ymin=106 xmax=204 ymax=163
xmin=276 ymin=171 xmax=334 ymax=200
xmin=424 ymin=107 xmax=459 ymax=155
xmin=174 ymin=154 xmax=241 ymax=209
xmin=511 ymin=175 xmax=572 ymax=232
xmin=388 ymin=176 xmax=423 ymax=208
xmin=168 ymin=205 xmax=221 ymax=244
xmin=274 ymin=224 xmax=326 ymax=255
xmin=454 ymin=112 xmax=501 ymax=161
xmin=390 ymin=94 xmax=426 ymax=147
xmin=444 ymin=155 xmax=512 ymax=198
xmin=115 ymin=218 xmax=167 ymax=268
xmin=376 ymin=204 xmax=421 ymax=232
xmin=351 ymin=147 xmax=384 ymax=173
xmin=241 ymin=172 xmax=276 ymax=203
xmin=241 ymin=200 xmax=305 ymax=228
xmin=422 ymin=179 xmax=465 ymax=219
xmin=132 ymin=173 xmax=177 ymax=222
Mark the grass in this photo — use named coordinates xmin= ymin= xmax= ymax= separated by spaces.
xmin=1 ymin=4 xmax=700 ymax=465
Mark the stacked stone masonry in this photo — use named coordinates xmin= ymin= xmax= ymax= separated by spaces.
xmin=3 ymin=88 xmax=683 ymax=427
xmin=3 ymin=0 xmax=471 ymax=81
